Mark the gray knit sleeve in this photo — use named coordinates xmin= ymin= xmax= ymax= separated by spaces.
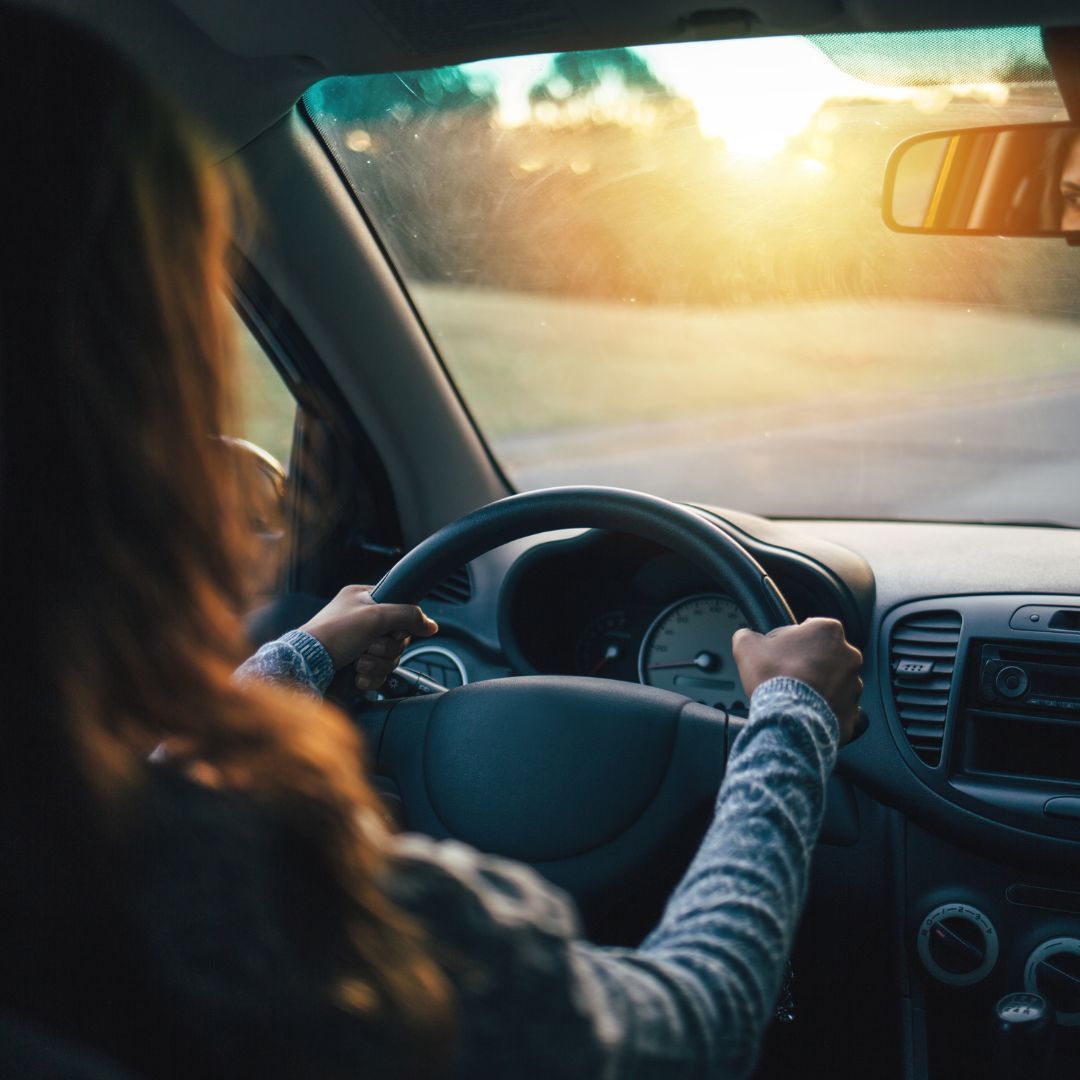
xmin=386 ymin=676 xmax=839 ymax=1079
xmin=578 ymin=676 xmax=838 ymax=1078
xmin=234 ymin=629 xmax=335 ymax=696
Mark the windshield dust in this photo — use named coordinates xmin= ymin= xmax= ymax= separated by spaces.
xmin=307 ymin=28 xmax=1080 ymax=525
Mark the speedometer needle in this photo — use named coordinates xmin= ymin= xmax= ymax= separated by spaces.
xmin=648 ymin=651 xmax=720 ymax=672
xmin=589 ymin=643 xmax=621 ymax=676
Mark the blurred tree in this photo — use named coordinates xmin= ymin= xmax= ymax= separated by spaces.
xmin=529 ymin=48 xmax=674 ymax=105
xmin=307 ymin=68 xmax=495 ymax=124
xmin=307 ymin=58 xmax=1069 ymax=313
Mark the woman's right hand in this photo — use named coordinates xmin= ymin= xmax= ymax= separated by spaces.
xmin=732 ymin=618 xmax=863 ymax=743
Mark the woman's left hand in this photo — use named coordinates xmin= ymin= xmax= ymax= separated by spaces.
xmin=299 ymin=585 xmax=439 ymax=689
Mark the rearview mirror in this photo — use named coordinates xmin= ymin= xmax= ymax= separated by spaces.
xmin=883 ymin=121 xmax=1080 ymax=238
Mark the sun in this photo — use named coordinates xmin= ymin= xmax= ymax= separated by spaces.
xmin=640 ymin=38 xmax=903 ymax=158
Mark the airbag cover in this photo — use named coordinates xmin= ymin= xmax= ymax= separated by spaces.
xmin=423 ymin=677 xmax=681 ymax=862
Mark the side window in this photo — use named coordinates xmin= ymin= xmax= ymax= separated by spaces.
xmin=230 ymin=308 xmax=297 ymax=606
xmin=232 ymin=308 xmax=297 ymax=469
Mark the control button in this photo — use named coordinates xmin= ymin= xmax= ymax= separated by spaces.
xmin=917 ymin=903 xmax=998 ymax=986
xmin=895 ymin=659 xmax=934 ymax=677
xmin=1044 ymin=797 xmax=1080 ymax=822
xmin=1011 ymin=605 xmax=1080 ymax=632
xmin=997 ymin=992 xmax=1049 ymax=1024
xmin=1025 ymin=938 xmax=1080 ymax=1026
xmin=994 ymin=665 xmax=1029 ymax=699
xmin=381 ymin=666 xmax=447 ymax=699
xmin=993 ymin=993 xmax=1055 ymax=1080
xmin=1012 ymin=605 xmax=1054 ymax=630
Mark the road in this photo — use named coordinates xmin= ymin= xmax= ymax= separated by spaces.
xmin=502 ymin=374 xmax=1080 ymax=524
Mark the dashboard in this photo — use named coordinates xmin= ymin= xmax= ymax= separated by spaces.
xmin=497 ymin=527 xmax=856 ymax=713
xmin=248 ymin=509 xmax=1080 ymax=1078
xmin=388 ymin=508 xmax=1080 ymax=1079
xmin=405 ymin=506 xmax=871 ymax=700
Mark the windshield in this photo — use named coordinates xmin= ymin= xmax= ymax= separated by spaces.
xmin=305 ymin=27 xmax=1080 ymax=525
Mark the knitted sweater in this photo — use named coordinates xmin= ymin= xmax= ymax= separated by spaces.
xmin=223 ymin=631 xmax=839 ymax=1078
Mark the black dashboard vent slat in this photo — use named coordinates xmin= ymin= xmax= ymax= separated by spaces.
xmin=897 ymin=705 xmax=950 ymax=723
xmin=889 ymin=609 xmax=962 ymax=767
xmin=893 ymin=627 xmax=962 ymax=645
xmin=895 ymin=675 xmax=954 ymax=690
xmin=904 ymin=723 xmax=948 ymax=743
xmin=425 ymin=566 xmax=472 ymax=606
xmin=895 ymin=689 xmax=951 ymax=707
xmin=892 ymin=640 xmax=959 ymax=659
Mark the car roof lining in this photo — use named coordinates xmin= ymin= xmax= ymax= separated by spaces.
xmin=21 ymin=0 xmax=1080 ymax=149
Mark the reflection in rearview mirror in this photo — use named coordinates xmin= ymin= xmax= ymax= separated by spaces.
xmin=884 ymin=122 xmax=1080 ymax=237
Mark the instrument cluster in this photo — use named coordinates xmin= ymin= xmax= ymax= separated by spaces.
xmin=499 ymin=529 xmax=846 ymax=714
xmin=575 ymin=593 xmax=751 ymax=712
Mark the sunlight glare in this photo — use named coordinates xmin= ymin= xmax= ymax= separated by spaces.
xmin=642 ymin=38 xmax=898 ymax=157
xmin=465 ymin=39 xmax=1011 ymax=160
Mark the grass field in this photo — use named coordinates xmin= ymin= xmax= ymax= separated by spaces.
xmin=226 ymin=282 xmax=1080 ymax=475
xmin=413 ymin=283 xmax=1080 ymax=441
xmin=232 ymin=311 xmax=297 ymax=467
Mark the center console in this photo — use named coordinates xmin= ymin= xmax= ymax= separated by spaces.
xmin=882 ymin=595 xmax=1080 ymax=1078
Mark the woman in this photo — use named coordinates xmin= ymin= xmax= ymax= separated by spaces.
xmin=0 ymin=8 xmax=862 ymax=1078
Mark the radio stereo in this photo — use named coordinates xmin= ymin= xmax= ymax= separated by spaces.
xmin=979 ymin=643 xmax=1080 ymax=716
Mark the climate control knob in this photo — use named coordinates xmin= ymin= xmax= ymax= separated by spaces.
xmin=1025 ymin=938 xmax=1080 ymax=1025
xmin=917 ymin=903 xmax=999 ymax=986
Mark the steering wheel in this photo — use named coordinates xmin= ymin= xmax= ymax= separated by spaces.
xmin=351 ymin=486 xmax=795 ymax=905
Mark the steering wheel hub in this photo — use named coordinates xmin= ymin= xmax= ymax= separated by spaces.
xmin=423 ymin=677 xmax=682 ymax=862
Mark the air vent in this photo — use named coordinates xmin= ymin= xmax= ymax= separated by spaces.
xmin=425 ymin=566 xmax=472 ymax=606
xmin=889 ymin=610 xmax=962 ymax=767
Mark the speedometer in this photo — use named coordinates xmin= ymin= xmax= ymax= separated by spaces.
xmin=638 ymin=593 xmax=750 ymax=712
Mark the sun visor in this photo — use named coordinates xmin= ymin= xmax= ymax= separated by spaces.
xmin=810 ymin=24 xmax=1052 ymax=86
xmin=168 ymin=0 xmax=843 ymax=71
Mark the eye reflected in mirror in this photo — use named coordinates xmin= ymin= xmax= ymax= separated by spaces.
xmin=883 ymin=122 xmax=1080 ymax=237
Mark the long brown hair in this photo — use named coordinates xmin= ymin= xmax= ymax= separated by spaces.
xmin=0 ymin=7 xmax=450 ymax=1067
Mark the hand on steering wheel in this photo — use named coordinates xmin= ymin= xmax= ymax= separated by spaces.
xmin=299 ymin=584 xmax=437 ymax=688
xmin=332 ymin=486 xmax=861 ymax=905
xmin=733 ymin=620 xmax=864 ymax=743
